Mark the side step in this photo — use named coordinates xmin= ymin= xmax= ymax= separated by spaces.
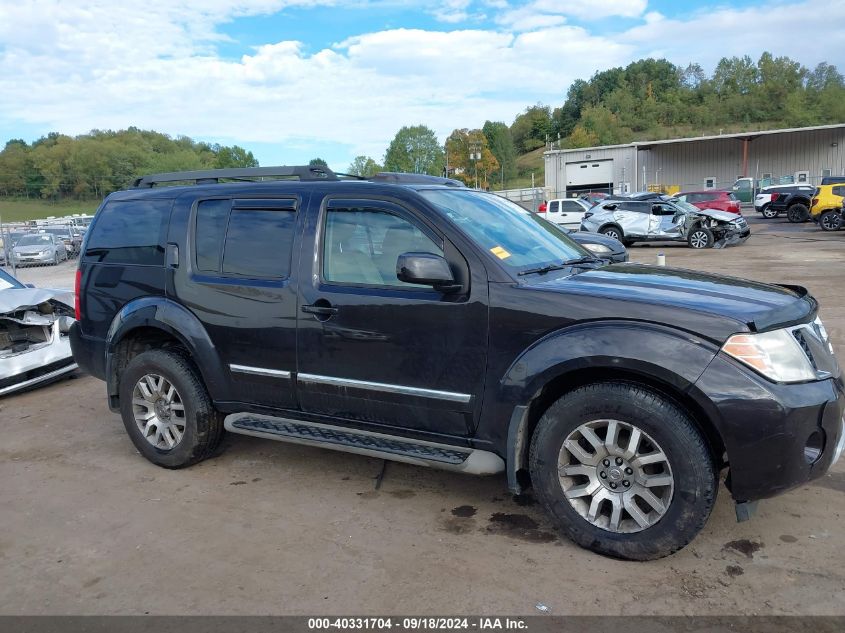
xmin=224 ymin=413 xmax=504 ymax=475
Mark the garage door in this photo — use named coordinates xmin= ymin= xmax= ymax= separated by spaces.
xmin=567 ymin=159 xmax=613 ymax=186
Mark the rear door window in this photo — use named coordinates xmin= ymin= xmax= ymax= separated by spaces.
xmin=194 ymin=198 xmax=297 ymax=279
xmin=84 ymin=199 xmax=171 ymax=265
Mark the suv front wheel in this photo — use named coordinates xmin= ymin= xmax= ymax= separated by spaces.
xmin=529 ymin=382 xmax=717 ymax=560
xmin=119 ymin=349 xmax=224 ymax=469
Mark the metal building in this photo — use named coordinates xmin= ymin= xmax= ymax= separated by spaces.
xmin=544 ymin=123 xmax=845 ymax=199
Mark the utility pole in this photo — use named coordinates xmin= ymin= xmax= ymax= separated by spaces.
xmin=469 ymin=139 xmax=482 ymax=190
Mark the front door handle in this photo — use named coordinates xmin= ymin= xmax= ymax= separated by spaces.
xmin=301 ymin=304 xmax=338 ymax=316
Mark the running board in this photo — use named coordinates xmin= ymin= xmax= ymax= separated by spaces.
xmin=224 ymin=413 xmax=504 ymax=475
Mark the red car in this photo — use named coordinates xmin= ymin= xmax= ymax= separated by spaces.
xmin=677 ymin=190 xmax=742 ymax=214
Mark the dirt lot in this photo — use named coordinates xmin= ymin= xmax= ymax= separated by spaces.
xmin=1 ymin=214 xmax=844 ymax=615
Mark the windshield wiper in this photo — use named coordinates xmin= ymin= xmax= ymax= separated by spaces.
xmin=517 ymin=256 xmax=603 ymax=276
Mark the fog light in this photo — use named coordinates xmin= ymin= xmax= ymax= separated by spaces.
xmin=804 ymin=430 xmax=825 ymax=464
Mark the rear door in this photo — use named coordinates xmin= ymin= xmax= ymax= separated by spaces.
xmin=294 ymin=194 xmax=488 ymax=437
xmin=614 ymin=201 xmax=650 ymax=236
xmin=168 ymin=195 xmax=303 ymax=409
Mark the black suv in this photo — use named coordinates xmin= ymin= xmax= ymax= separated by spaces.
xmin=70 ymin=166 xmax=844 ymax=560
xmin=768 ymin=185 xmax=816 ymax=223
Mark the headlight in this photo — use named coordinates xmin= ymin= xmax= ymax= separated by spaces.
xmin=582 ymin=243 xmax=612 ymax=255
xmin=722 ymin=329 xmax=816 ymax=383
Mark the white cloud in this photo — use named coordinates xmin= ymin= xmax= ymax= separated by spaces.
xmin=0 ymin=0 xmax=843 ymax=167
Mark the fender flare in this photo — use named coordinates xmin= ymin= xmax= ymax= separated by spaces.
xmin=105 ymin=296 xmax=228 ymax=402
xmin=500 ymin=321 xmax=720 ymax=494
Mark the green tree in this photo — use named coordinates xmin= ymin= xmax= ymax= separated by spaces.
xmin=481 ymin=121 xmax=517 ymax=186
xmin=309 ymin=157 xmax=329 ymax=167
xmin=383 ymin=125 xmax=444 ymax=175
xmin=510 ymin=104 xmax=552 ymax=153
xmin=445 ymin=128 xmax=499 ymax=188
xmin=214 ymin=145 xmax=258 ymax=168
xmin=347 ymin=155 xmax=382 ymax=177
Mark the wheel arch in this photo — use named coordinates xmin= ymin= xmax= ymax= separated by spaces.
xmin=105 ymin=297 xmax=229 ymax=409
xmin=598 ymin=222 xmax=624 ymax=237
xmin=500 ymin=323 xmax=726 ymax=494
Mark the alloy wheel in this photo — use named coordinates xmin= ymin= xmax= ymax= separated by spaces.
xmin=557 ymin=419 xmax=674 ymax=533
xmin=132 ymin=374 xmax=187 ymax=450
xmin=689 ymin=230 xmax=709 ymax=248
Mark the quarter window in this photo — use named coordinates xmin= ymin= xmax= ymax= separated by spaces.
xmin=323 ymin=207 xmax=443 ymax=288
xmin=84 ymin=199 xmax=170 ymax=265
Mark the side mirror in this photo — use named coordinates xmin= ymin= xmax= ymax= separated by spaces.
xmin=396 ymin=252 xmax=460 ymax=292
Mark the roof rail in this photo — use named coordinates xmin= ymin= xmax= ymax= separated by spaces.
xmin=369 ymin=172 xmax=466 ymax=187
xmin=132 ymin=166 xmax=338 ymax=188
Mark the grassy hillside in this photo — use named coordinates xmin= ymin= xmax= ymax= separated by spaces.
xmin=0 ymin=199 xmax=99 ymax=224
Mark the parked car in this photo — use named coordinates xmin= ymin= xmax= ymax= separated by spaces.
xmin=676 ymin=190 xmax=741 ymax=214
xmin=579 ymin=191 xmax=609 ymax=206
xmin=537 ymin=198 xmax=592 ymax=229
xmin=754 ymin=185 xmax=816 ymax=219
xmin=768 ymin=187 xmax=815 ymax=223
xmin=10 ymin=233 xmax=68 ymax=266
xmin=560 ymin=227 xmax=627 ymax=263
xmin=0 ymin=267 xmax=77 ymax=396
xmin=810 ymin=183 xmax=845 ymax=231
xmin=71 ymin=167 xmax=842 ymax=561
xmin=580 ymin=193 xmax=750 ymax=248
xmin=43 ymin=225 xmax=83 ymax=256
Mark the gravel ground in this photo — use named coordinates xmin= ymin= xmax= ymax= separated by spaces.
xmin=1 ymin=213 xmax=843 ymax=615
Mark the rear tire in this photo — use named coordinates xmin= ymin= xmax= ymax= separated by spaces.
xmin=819 ymin=210 xmax=842 ymax=232
xmin=529 ymin=382 xmax=717 ymax=560
xmin=787 ymin=203 xmax=809 ymax=223
xmin=119 ymin=349 xmax=224 ymax=469
xmin=761 ymin=205 xmax=778 ymax=219
xmin=599 ymin=226 xmax=623 ymax=241
xmin=687 ymin=226 xmax=714 ymax=249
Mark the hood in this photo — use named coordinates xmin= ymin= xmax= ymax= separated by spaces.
xmin=691 ymin=207 xmax=740 ymax=222
xmin=0 ymin=288 xmax=74 ymax=314
xmin=534 ymin=263 xmax=815 ymax=334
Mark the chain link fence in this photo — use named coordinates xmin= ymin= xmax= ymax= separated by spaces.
xmin=1 ymin=223 xmax=79 ymax=289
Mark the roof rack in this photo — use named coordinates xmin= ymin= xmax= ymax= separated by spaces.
xmin=369 ymin=172 xmax=466 ymax=187
xmin=132 ymin=166 xmax=338 ymax=188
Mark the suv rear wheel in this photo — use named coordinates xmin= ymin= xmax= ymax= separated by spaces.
xmin=118 ymin=349 xmax=224 ymax=469
xmin=819 ymin=210 xmax=842 ymax=232
xmin=599 ymin=225 xmax=623 ymax=241
xmin=529 ymin=382 xmax=717 ymax=560
xmin=787 ymin=203 xmax=809 ymax=223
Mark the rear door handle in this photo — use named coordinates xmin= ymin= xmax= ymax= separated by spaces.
xmin=301 ymin=304 xmax=338 ymax=316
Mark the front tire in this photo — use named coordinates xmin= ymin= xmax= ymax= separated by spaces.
xmin=119 ymin=349 xmax=224 ymax=469
xmin=529 ymin=382 xmax=717 ymax=560
xmin=687 ymin=226 xmax=714 ymax=249
xmin=787 ymin=203 xmax=809 ymax=223
xmin=819 ymin=210 xmax=842 ymax=232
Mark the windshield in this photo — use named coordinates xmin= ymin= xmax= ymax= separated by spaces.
xmin=419 ymin=189 xmax=589 ymax=273
xmin=668 ymin=198 xmax=701 ymax=214
xmin=17 ymin=234 xmax=52 ymax=246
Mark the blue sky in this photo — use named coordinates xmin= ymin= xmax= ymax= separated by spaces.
xmin=0 ymin=0 xmax=842 ymax=171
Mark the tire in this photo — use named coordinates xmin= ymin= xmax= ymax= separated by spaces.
xmin=52 ymin=252 xmax=59 ymax=266
xmin=819 ymin=210 xmax=842 ymax=232
xmin=118 ymin=349 xmax=224 ymax=469
xmin=528 ymin=382 xmax=717 ymax=560
xmin=761 ymin=205 xmax=778 ymax=219
xmin=599 ymin=226 xmax=623 ymax=241
xmin=787 ymin=203 xmax=809 ymax=223
xmin=687 ymin=226 xmax=714 ymax=249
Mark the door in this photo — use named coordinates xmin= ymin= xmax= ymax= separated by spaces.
xmin=611 ymin=201 xmax=650 ymax=237
xmin=649 ymin=203 xmax=686 ymax=238
xmin=169 ymin=196 xmax=302 ymax=409
xmin=558 ymin=199 xmax=587 ymax=228
xmin=295 ymin=197 xmax=488 ymax=437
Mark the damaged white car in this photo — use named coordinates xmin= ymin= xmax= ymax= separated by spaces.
xmin=580 ymin=193 xmax=751 ymax=249
xmin=0 ymin=267 xmax=77 ymax=396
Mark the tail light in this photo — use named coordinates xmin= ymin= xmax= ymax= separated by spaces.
xmin=812 ymin=198 xmax=819 ymax=207
xmin=770 ymin=193 xmax=781 ymax=203
xmin=584 ymin=212 xmax=594 ymax=219
xmin=74 ymin=268 xmax=81 ymax=321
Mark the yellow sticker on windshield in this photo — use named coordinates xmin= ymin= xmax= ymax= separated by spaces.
xmin=490 ymin=246 xmax=511 ymax=259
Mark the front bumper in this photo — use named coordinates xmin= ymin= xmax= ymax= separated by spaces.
xmin=12 ymin=251 xmax=53 ymax=265
xmin=694 ymin=354 xmax=844 ymax=501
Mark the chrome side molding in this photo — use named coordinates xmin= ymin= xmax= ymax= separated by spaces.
xmin=296 ymin=373 xmax=472 ymax=404
xmin=229 ymin=364 xmax=291 ymax=379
